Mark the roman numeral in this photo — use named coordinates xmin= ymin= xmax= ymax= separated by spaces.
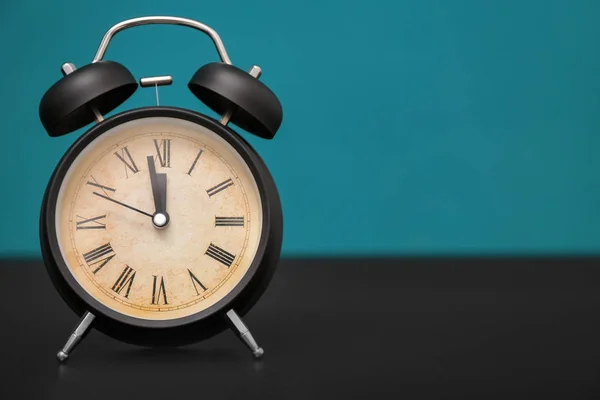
xmin=187 ymin=149 xmax=203 ymax=176
xmin=114 ymin=146 xmax=139 ymax=177
xmin=153 ymin=139 xmax=171 ymax=168
xmin=151 ymin=275 xmax=168 ymax=305
xmin=188 ymin=269 xmax=207 ymax=295
xmin=87 ymin=176 xmax=116 ymax=196
xmin=76 ymin=214 xmax=106 ymax=230
xmin=205 ymin=243 xmax=236 ymax=267
xmin=215 ymin=216 xmax=244 ymax=227
xmin=206 ymin=178 xmax=233 ymax=197
xmin=111 ymin=266 xmax=135 ymax=298
xmin=82 ymin=243 xmax=115 ymax=274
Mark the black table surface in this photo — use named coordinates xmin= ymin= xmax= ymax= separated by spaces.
xmin=2 ymin=257 xmax=600 ymax=399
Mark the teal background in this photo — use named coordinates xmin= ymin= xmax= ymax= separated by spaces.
xmin=1 ymin=0 xmax=599 ymax=257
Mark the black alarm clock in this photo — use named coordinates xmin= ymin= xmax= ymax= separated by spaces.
xmin=38 ymin=16 xmax=283 ymax=362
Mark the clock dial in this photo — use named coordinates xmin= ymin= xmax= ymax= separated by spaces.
xmin=55 ymin=117 xmax=263 ymax=321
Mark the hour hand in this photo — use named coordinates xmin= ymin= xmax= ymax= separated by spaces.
xmin=155 ymin=172 xmax=167 ymax=216
xmin=147 ymin=156 xmax=169 ymax=228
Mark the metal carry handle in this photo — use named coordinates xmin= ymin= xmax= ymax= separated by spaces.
xmin=92 ymin=16 xmax=232 ymax=64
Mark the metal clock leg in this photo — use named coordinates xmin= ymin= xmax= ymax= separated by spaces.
xmin=56 ymin=312 xmax=96 ymax=362
xmin=225 ymin=309 xmax=264 ymax=358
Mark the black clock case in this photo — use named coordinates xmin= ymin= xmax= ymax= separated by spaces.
xmin=39 ymin=107 xmax=283 ymax=347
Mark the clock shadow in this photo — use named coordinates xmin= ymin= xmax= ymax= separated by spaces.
xmin=54 ymin=346 xmax=247 ymax=380
xmin=53 ymin=345 xmax=265 ymax=393
xmin=109 ymin=345 xmax=243 ymax=364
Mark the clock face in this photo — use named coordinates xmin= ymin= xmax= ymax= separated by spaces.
xmin=54 ymin=116 xmax=263 ymax=321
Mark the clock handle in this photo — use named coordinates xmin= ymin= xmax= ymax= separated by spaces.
xmin=56 ymin=311 xmax=96 ymax=363
xmin=91 ymin=16 xmax=232 ymax=64
xmin=225 ymin=309 xmax=264 ymax=359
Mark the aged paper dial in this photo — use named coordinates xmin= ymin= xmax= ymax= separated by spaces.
xmin=55 ymin=117 xmax=263 ymax=321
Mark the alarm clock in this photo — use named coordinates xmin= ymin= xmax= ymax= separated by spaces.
xmin=38 ymin=16 xmax=283 ymax=362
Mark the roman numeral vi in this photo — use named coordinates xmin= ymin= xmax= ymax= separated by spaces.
xmin=151 ymin=275 xmax=168 ymax=305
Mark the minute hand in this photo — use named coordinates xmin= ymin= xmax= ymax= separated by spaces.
xmin=93 ymin=192 xmax=153 ymax=218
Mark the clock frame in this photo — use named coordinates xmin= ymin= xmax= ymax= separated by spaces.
xmin=40 ymin=107 xmax=283 ymax=348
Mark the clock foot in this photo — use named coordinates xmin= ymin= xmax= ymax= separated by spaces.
xmin=225 ymin=309 xmax=264 ymax=359
xmin=56 ymin=311 xmax=96 ymax=363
